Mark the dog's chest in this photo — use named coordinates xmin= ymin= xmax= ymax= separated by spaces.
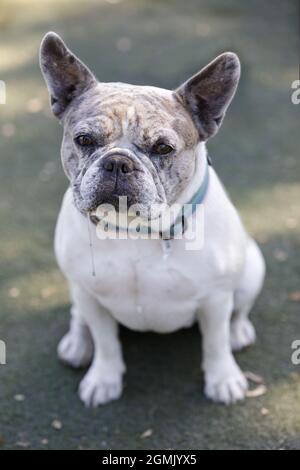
xmin=72 ymin=239 xmax=200 ymax=332
xmin=97 ymin=241 xmax=201 ymax=331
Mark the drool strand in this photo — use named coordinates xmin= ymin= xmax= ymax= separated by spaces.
xmin=87 ymin=215 xmax=96 ymax=277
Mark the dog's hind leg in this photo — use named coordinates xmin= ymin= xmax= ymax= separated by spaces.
xmin=230 ymin=239 xmax=265 ymax=351
xmin=57 ymin=282 xmax=94 ymax=368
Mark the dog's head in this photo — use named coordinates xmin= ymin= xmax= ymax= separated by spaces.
xmin=40 ymin=32 xmax=240 ymax=218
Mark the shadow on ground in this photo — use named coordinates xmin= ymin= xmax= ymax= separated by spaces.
xmin=0 ymin=0 xmax=299 ymax=449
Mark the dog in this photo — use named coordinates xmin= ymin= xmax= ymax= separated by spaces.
xmin=40 ymin=32 xmax=265 ymax=407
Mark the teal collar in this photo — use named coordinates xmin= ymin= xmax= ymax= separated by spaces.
xmin=165 ymin=153 xmax=210 ymax=238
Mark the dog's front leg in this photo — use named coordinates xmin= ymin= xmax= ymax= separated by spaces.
xmin=198 ymin=292 xmax=248 ymax=404
xmin=66 ymin=283 xmax=125 ymax=407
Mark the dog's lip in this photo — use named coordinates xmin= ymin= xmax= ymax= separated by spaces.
xmin=89 ymin=213 xmax=99 ymax=225
xmin=89 ymin=203 xmax=164 ymax=224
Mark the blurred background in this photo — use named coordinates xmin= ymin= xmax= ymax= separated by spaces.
xmin=0 ymin=0 xmax=299 ymax=450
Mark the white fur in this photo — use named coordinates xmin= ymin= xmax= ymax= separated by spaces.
xmin=55 ymin=144 xmax=265 ymax=406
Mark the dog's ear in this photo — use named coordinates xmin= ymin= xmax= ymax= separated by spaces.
xmin=175 ymin=52 xmax=240 ymax=140
xmin=40 ymin=32 xmax=97 ymax=119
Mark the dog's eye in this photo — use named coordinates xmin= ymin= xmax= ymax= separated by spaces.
xmin=75 ymin=134 xmax=95 ymax=147
xmin=152 ymin=142 xmax=174 ymax=155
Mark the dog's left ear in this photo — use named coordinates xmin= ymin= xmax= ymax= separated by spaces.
xmin=40 ymin=32 xmax=97 ymax=119
xmin=175 ymin=52 xmax=240 ymax=140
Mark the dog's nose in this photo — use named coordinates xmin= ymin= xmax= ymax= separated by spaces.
xmin=102 ymin=155 xmax=134 ymax=175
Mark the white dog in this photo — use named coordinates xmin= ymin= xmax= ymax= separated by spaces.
xmin=40 ymin=32 xmax=265 ymax=407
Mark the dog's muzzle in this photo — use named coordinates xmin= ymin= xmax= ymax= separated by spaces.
xmin=79 ymin=147 xmax=144 ymax=212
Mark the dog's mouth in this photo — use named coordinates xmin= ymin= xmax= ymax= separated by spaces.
xmin=88 ymin=194 xmax=185 ymax=238
xmin=89 ymin=202 xmax=162 ymax=226
xmin=89 ymin=213 xmax=100 ymax=225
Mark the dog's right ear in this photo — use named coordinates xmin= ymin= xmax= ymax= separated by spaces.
xmin=175 ymin=52 xmax=240 ymax=140
xmin=40 ymin=32 xmax=97 ymax=119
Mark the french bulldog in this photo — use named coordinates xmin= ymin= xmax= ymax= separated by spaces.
xmin=40 ymin=32 xmax=265 ymax=407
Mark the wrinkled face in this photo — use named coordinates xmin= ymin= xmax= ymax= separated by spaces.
xmin=63 ymin=84 xmax=198 ymax=217
xmin=40 ymin=33 xmax=240 ymax=219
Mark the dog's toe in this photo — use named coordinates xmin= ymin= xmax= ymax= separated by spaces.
xmin=57 ymin=330 xmax=93 ymax=368
xmin=230 ymin=319 xmax=256 ymax=351
xmin=78 ymin=366 xmax=123 ymax=407
xmin=204 ymin=362 xmax=248 ymax=405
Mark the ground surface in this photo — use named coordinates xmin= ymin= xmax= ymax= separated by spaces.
xmin=0 ymin=0 xmax=299 ymax=450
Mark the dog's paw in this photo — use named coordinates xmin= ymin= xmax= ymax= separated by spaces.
xmin=79 ymin=364 xmax=123 ymax=407
xmin=230 ymin=318 xmax=256 ymax=351
xmin=57 ymin=328 xmax=93 ymax=368
xmin=204 ymin=361 xmax=248 ymax=405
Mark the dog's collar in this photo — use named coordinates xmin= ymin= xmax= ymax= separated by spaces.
xmin=165 ymin=153 xmax=211 ymax=238
xmin=93 ymin=153 xmax=211 ymax=239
